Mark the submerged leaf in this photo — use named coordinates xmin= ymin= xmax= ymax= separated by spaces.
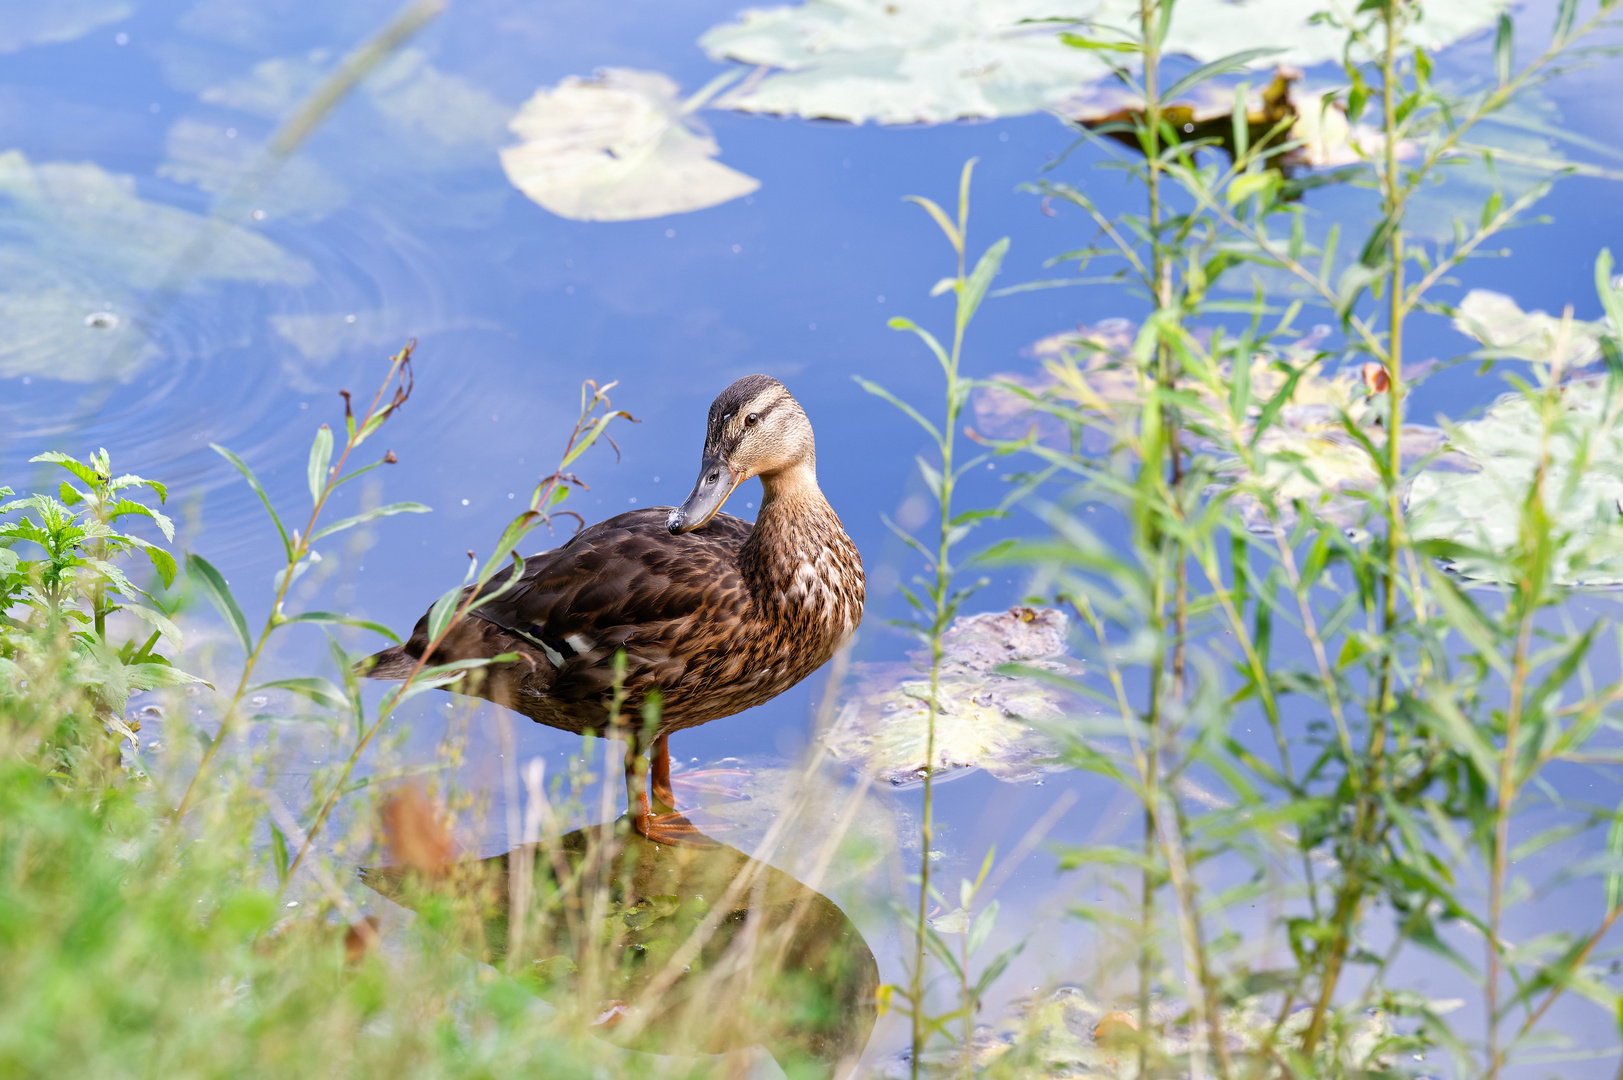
xmin=499 ymin=69 xmax=759 ymax=222
xmin=824 ymin=607 xmax=1092 ymax=784
xmin=0 ymin=150 xmax=313 ymax=381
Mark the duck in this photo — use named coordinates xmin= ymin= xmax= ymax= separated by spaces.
xmin=361 ymin=375 xmax=865 ymax=843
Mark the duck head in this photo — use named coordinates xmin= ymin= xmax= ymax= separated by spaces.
xmin=668 ymin=374 xmax=816 ymax=534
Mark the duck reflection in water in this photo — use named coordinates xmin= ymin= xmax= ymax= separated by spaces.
xmin=361 ymin=820 xmax=878 ymax=1079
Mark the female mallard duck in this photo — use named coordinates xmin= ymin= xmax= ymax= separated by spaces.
xmin=362 ymin=375 xmax=865 ymax=843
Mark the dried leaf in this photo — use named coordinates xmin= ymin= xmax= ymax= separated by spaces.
xmin=379 ymin=785 xmax=455 ymax=875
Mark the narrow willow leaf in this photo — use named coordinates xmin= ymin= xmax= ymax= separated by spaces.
xmin=1161 ymin=47 xmax=1282 ymax=102
xmin=308 ymin=501 xmax=431 ymax=542
xmin=1553 ymin=0 xmax=1578 ymax=40
xmin=254 ymin=677 xmax=348 ymax=711
xmin=1226 ymin=171 xmax=1275 ymax=206
xmin=426 ymin=582 xmax=464 ymax=644
xmin=854 ymin=376 xmax=942 ymax=443
xmin=279 ymin=611 xmax=401 ymax=643
xmin=188 ymin=553 xmax=253 ymax=657
xmin=957 ymin=236 xmax=1010 ymax=331
xmin=270 ymin=826 xmax=290 ymax=888
xmin=1595 ymin=249 xmax=1623 ymax=332
xmin=307 ymin=424 xmax=333 ymax=505
xmin=211 ymin=443 xmax=291 ymax=560
xmin=1494 ymin=13 xmax=1513 ymax=87
xmin=1606 ymin=806 xmax=1623 ymax=914
xmin=904 ymin=195 xmax=961 ymax=254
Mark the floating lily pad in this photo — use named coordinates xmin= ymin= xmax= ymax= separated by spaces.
xmin=824 ymin=607 xmax=1092 ymax=785
xmin=499 ymin=69 xmax=760 ymax=222
xmin=699 ymin=0 xmax=1506 ymax=126
xmin=1408 ymin=380 xmax=1623 ymax=585
xmin=701 ymin=1 xmax=1117 ymax=125
xmin=0 ymin=150 xmax=313 ymax=382
xmin=974 ymin=319 xmax=1454 ymax=531
xmin=1453 ymin=289 xmax=1610 ymax=369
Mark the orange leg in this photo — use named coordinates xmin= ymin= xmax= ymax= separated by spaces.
xmin=624 ymin=734 xmax=712 ymax=847
xmin=650 ymin=733 xmax=676 ymax=810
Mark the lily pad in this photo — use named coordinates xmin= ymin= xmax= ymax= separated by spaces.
xmin=1407 ymin=380 xmax=1623 ymax=585
xmin=699 ymin=0 xmax=1507 ymax=126
xmin=0 ymin=150 xmax=313 ymax=381
xmin=701 ymin=1 xmax=1117 ymax=125
xmin=1453 ymin=289 xmax=1610 ymax=369
xmin=499 ymin=68 xmax=760 ymax=222
xmin=974 ymin=319 xmax=1454 ymax=532
xmin=824 ymin=607 xmax=1092 ymax=784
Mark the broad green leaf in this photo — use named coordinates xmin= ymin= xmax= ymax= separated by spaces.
xmin=188 ymin=553 xmax=254 ymax=657
xmin=125 ymin=663 xmax=210 ymax=691
xmin=307 ymin=424 xmax=333 ymax=505
xmin=124 ymin=604 xmax=184 ymax=650
xmin=30 ymin=451 xmax=101 ymax=487
xmin=308 ymin=501 xmax=431 ymax=542
xmin=107 ymin=498 xmax=175 ymax=541
xmin=143 ymin=544 xmax=178 ymax=589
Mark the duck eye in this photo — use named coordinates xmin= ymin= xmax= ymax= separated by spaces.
xmin=745 ymin=413 xmax=759 ymax=427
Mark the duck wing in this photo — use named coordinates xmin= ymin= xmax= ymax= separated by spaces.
xmin=362 ymin=509 xmax=753 ymax=722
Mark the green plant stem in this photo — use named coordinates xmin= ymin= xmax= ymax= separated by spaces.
xmin=911 ymin=196 xmax=969 ymax=1080
xmin=172 ymin=352 xmax=411 ymax=823
xmin=286 ymin=427 xmax=593 ymax=880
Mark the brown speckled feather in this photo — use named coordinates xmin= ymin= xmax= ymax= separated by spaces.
xmin=366 ymin=499 xmax=864 ymax=738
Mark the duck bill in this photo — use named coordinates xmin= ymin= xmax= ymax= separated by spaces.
xmin=667 ymin=456 xmax=743 ymax=534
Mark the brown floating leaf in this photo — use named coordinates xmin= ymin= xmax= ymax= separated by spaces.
xmin=1094 ymin=1009 xmax=1139 ymax=1045
xmin=379 ymin=784 xmax=454 ymax=875
xmin=1061 ymin=68 xmax=1403 ymax=174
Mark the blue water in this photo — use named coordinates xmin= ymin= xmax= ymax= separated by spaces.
xmin=5 ymin=0 xmax=1623 ymax=1074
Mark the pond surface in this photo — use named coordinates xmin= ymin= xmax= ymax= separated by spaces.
xmin=5 ymin=0 xmax=1623 ymax=1075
